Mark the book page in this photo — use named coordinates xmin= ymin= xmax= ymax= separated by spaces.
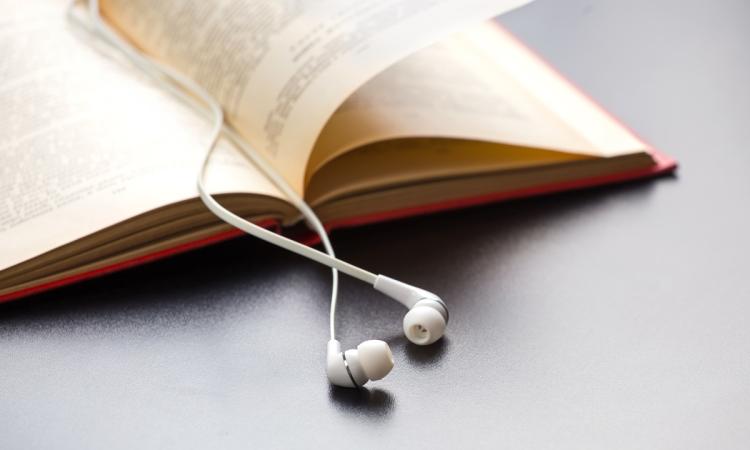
xmin=0 ymin=0 xmax=285 ymax=271
xmin=99 ymin=0 xmax=532 ymax=194
xmin=307 ymin=22 xmax=647 ymax=182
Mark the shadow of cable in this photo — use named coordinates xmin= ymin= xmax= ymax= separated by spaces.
xmin=387 ymin=335 xmax=450 ymax=368
xmin=328 ymin=385 xmax=396 ymax=419
xmin=404 ymin=337 xmax=449 ymax=367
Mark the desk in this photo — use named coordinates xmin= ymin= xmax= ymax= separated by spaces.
xmin=2 ymin=0 xmax=749 ymax=448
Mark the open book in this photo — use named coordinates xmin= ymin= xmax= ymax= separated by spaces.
xmin=0 ymin=0 xmax=675 ymax=302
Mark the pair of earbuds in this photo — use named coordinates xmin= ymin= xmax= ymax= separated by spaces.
xmin=326 ymin=276 xmax=448 ymax=387
xmin=72 ymin=0 xmax=449 ymax=389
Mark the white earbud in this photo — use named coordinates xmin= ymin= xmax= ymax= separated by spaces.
xmin=374 ymin=275 xmax=449 ymax=346
xmin=403 ymin=299 xmax=448 ymax=345
xmin=327 ymin=339 xmax=394 ymax=388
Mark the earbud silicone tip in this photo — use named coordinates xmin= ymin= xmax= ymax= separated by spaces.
xmin=356 ymin=340 xmax=394 ymax=380
xmin=403 ymin=305 xmax=446 ymax=345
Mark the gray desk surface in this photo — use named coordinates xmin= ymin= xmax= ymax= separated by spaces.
xmin=2 ymin=0 xmax=749 ymax=449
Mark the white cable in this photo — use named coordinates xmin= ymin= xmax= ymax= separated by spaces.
xmin=69 ymin=0 xmax=376 ymax=339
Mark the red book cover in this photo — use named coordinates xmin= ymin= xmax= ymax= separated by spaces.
xmin=0 ymin=24 xmax=677 ymax=303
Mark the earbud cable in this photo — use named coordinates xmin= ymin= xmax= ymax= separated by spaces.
xmin=68 ymin=0 xmax=377 ymax=340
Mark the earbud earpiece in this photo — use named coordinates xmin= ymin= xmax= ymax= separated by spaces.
xmin=327 ymin=339 xmax=394 ymax=388
xmin=373 ymin=275 xmax=449 ymax=346
xmin=403 ymin=299 xmax=448 ymax=345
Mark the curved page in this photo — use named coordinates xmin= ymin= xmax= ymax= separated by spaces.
xmin=100 ymin=0 xmax=533 ymax=194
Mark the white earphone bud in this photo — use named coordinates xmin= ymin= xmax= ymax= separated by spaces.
xmin=374 ymin=275 xmax=449 ymax=346
xmin=327 ymin=340 xmax=394 ymax=388
xmin=403 ymin=299 xmax=448 ymax=345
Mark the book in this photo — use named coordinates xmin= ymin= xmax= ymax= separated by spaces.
xmin=0 ymin=0 xmax=676 ymax=302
